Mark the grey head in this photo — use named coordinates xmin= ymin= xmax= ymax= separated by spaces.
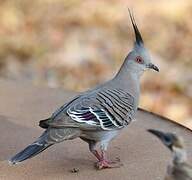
xmin=148 ymin=129 xmax=184 ymax=151
xmin=121 ymin=10 xmax=159 ymax=76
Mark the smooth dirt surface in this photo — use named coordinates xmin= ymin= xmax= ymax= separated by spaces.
xmin=0 ymin=79 xmax=191 ymax=180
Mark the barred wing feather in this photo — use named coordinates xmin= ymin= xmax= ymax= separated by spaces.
xmin=67 ymin=88 xmax=135 ymax=130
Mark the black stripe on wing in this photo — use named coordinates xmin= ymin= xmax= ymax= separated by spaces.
xmin=67 ymin=106 xmax=122 ymax=130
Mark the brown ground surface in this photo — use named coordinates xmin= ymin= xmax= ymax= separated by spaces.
xmin=0 ymin=79 xmax=191 ymax=180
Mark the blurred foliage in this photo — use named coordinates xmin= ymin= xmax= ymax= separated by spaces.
xmin=0 ymin=0 xmax=191 ymax=127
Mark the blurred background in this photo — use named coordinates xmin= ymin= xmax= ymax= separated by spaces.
xmin=0 ymin=0 xmax=191 ymax=128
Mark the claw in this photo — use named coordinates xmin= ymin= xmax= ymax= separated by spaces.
xmin=95 ymin=159 xmax=123 ymax=170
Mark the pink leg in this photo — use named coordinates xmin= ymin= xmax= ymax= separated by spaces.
xmin=91 ymin=150 xmax=101 ymax=161
xmin=95 ymin=150 xmax=122 ymax=170
xmin=88 ymin=141 xmax=102 ymax=161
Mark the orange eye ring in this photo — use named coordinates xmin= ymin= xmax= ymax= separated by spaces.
xmin=135 ymin=56 xmax=143 ymax=64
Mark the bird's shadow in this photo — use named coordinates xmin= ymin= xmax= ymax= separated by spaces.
xmin=0 ymin=115 xmax=40 ymax=161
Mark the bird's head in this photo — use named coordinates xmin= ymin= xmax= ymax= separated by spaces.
xmin=147 ymin=129 xmax=184 ymax=152
xmin=124 ymin=10 xmax=159 ymax=75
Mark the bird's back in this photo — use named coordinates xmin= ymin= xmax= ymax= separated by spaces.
xmin=48 ymin=79 xmax=137 ymax=130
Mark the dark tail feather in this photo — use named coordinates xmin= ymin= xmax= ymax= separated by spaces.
xmin=39 ymin=118 xmax=50 ymax=129
xmin=9 ymin=140 xmax=52 ymax=165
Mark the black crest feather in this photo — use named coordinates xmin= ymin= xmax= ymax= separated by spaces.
xmin=128 ymin=9 xmax=144 ymax=46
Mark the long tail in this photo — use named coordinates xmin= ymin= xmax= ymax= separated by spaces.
xmin=9 ymin=126 xmax=80 ymax=165
xmin=9 ymin=133 xmax=52 ymax=165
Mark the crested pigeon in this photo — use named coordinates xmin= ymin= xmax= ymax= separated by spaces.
xmin=9 ymin=10 xmax=159 ymax=169
xmin=148 ymin=129 xmax=192 ymax=180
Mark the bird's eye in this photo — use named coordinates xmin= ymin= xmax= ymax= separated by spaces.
xmin=135 ymin=56 xmax=143 ymax=64
xmin=164 ymin=136 xmax=172 ymax=146
xmin=164 ymin=136 xmax=171 ymax=143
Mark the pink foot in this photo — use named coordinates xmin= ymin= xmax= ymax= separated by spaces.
xmin=95 ymin=159 xmax=123 ymax=170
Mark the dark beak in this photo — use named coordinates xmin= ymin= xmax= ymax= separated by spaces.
xmin=148 ymin=129 xmax=173 ymax=150
xmin=147 ymin=63 xmax=159 ymax=72
xmin=148 ymin=129 xmax=165 ymax=140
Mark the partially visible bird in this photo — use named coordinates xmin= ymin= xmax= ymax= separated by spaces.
xmin=9 ymin=10 xmax=159 ymax=170
xmin=148 ymin=129 xmax=192 ymax=180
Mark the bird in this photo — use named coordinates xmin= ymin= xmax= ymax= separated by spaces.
xmin=148 ymin=129 xmax=192 ymax=180
xmin=9 ymin=10 xmax=159 ymax=170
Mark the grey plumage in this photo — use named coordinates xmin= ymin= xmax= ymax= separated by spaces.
xmin=66 ymin=88 xmax=135 ymax=129
xmin=9 ymin=11 xmax=159 ymax=169
xmin=9 ymin=132 xmax=52 ymax=165
xmin=148 ymin=129 xmax=192 ymax=180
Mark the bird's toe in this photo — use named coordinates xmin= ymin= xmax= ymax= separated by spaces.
xmin=95 ymin=159 xmax=123 ymax=170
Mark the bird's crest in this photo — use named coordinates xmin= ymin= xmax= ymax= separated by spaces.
xmin=128 ymin=9 xmax=144 ymax=46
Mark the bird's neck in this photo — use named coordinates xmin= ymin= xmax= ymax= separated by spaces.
xmin=114 ymin=61 xmax=143 ymax=82
xmin=172 ymin=147 xmax=187 ymax=164
xmin=112 ymin=63 xmax=141 ymax=103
